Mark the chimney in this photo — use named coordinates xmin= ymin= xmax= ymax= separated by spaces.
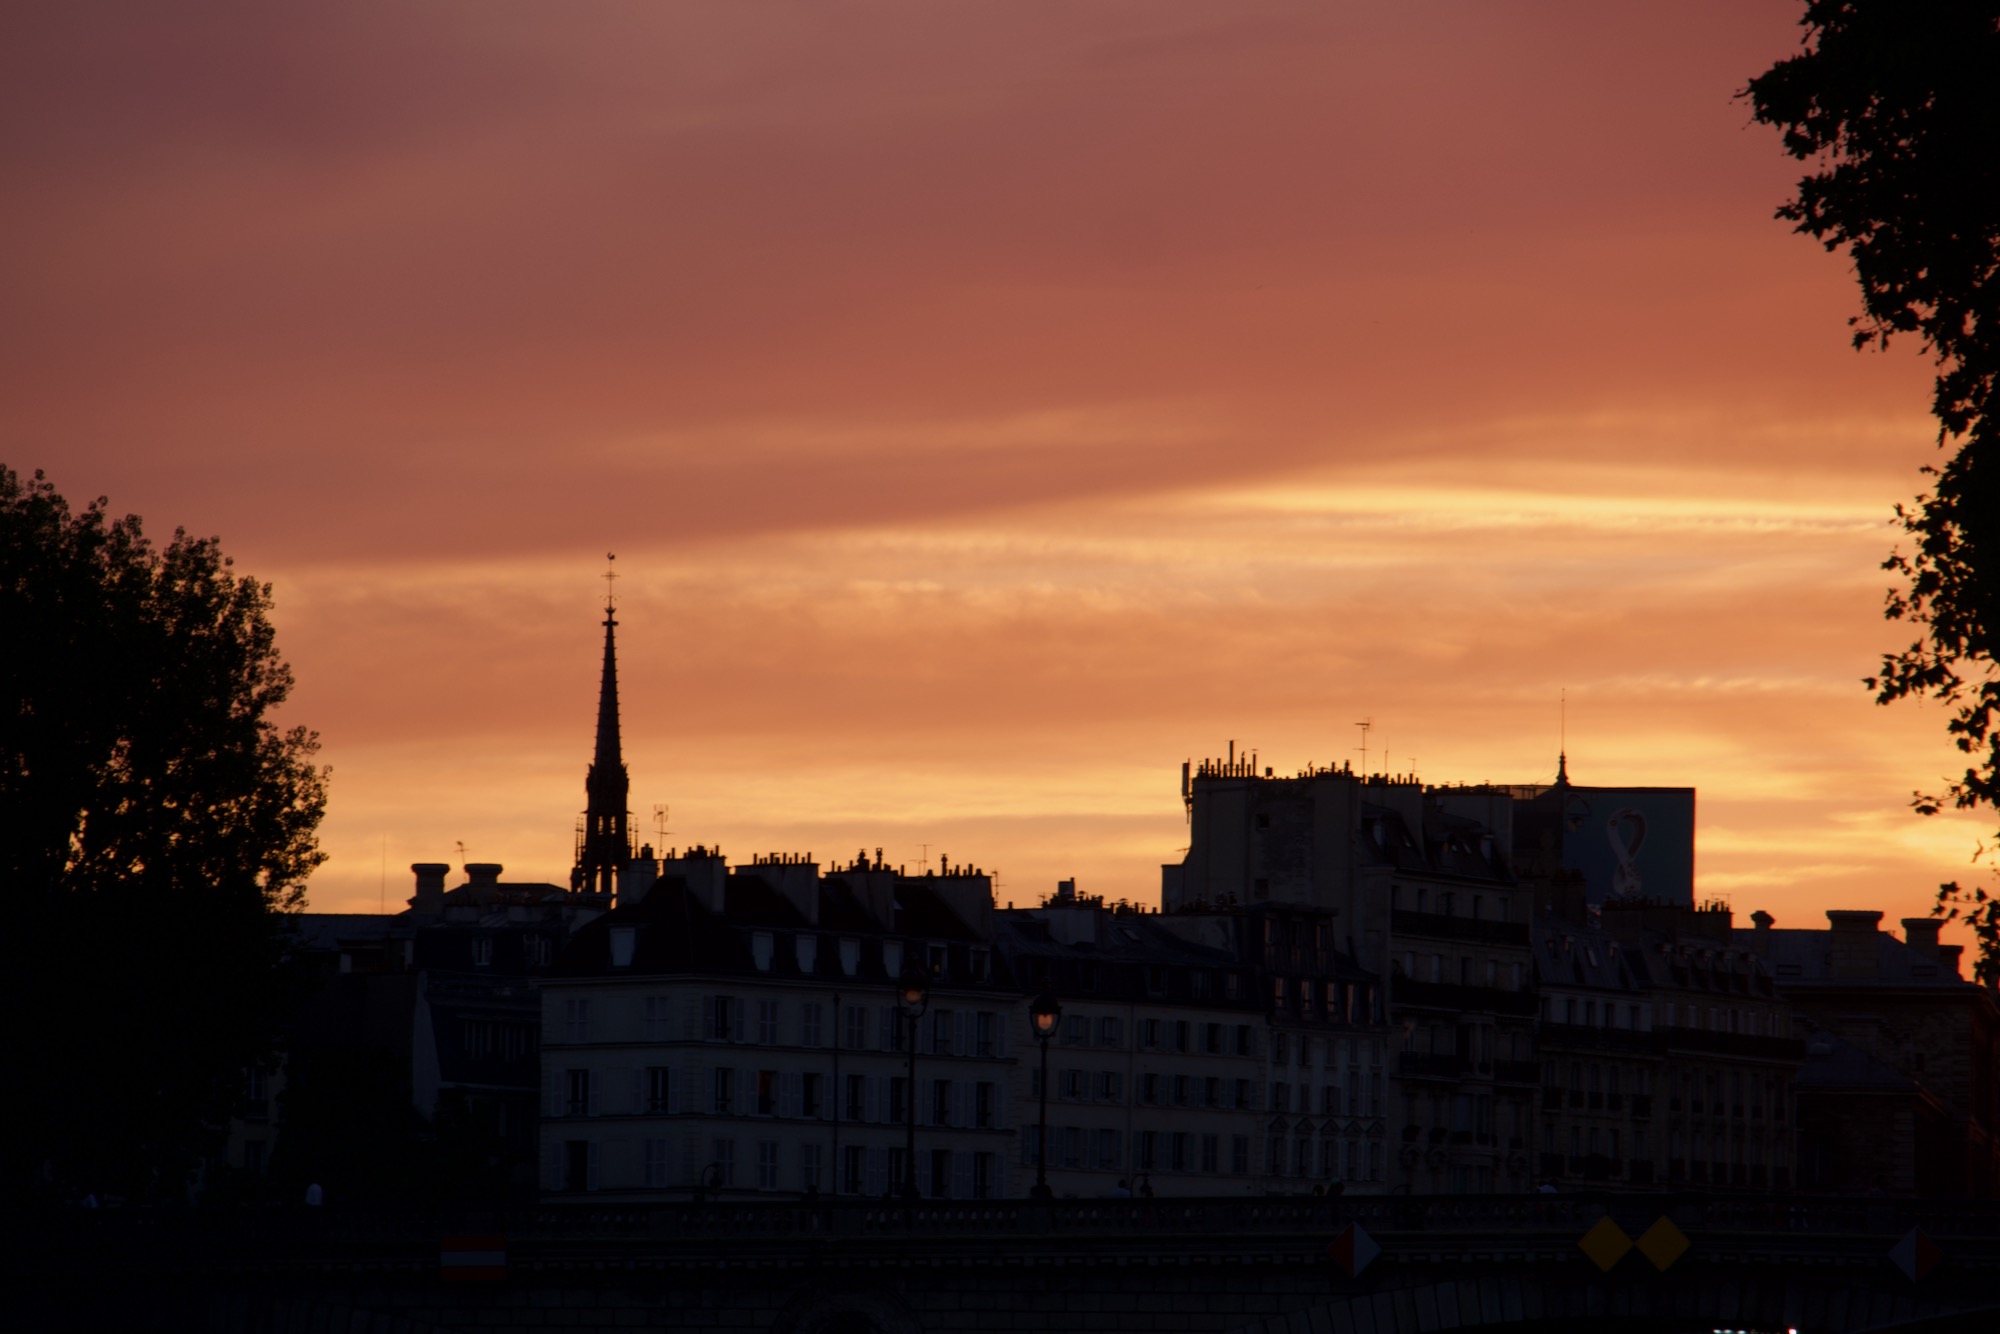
xmin=618 ymin=848 xmax=660 ymax=907
xmin=1940 ymin=944 xmax=1965 ymax=979
xmin=1826 ymin=909 xmax=1884 ymax=979
xmin=464 ymin=863 xmax=504 ymax=903
xmin=409 ymin=863 xmax=449 ymax=915
xmin=1902 ymin=917 xmax=1942 ymax=957
xmin=1748 ymin=910 xmax=1774 ymax=956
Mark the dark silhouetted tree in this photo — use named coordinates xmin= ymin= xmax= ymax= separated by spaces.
xmin=1747 ymin=3 xmax=2000 ymax=979
xmin=0 ymin=466 xmax=328 ymax=1200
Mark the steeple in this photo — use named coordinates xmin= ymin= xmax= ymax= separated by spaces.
xmin=573 ymin=556 xmax=631 ymax=896
xmin=1555 ymin=751 xmax=1570 ymax=786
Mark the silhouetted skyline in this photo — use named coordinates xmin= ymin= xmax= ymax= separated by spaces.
xmin=3 ymin=3 xmax=1979 ymax=936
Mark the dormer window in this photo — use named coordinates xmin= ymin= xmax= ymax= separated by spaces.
xmin=839 ymin=938 xmax=860 ymax=976
xmin=927 ymin=943 xmax=948 ymax=978
xmin=969 ymin=948 xmax=991 ymax=982
xmin=751 ymin=931 xmax=774 ymax=973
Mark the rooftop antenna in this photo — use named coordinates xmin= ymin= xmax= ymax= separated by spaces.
xmin=1355 ymin=719 xmax=1373 ymax=776
xmin=455 ymin=839 xmax=468 ymax=867
xmin=652 ymin=803 xmax=670 ymax=847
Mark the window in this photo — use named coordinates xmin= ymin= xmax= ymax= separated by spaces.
xmin=1064 ymin=1014 xmax=1090 ymax=1045
xmin=975 ymin=1081 xmax=995 ymax=1128
xmin=1172 ymin=1133 xmax=1189 ymax=1172
xmin=802 ymin=1003 xmax=823 ymax=1048
xmin=843 ymin=1145 xmax=865 ymax=1194
xmin=1174 ymin=1075 xmax=1190 ymax=1106
xmin=711 ymin=1139 xmax=736 ymax=1187
xmin=644 ymin=996 xmax=672 ymax=1042
xmin=1201 ymin=1134 xmax=1219 ymax=1172
xmin=970 ymin=948 xmax=991 ymax=982
xmin=1097 ymin=1016 xmax=1124 ymax=1047
xmin=1172 ymin=1020 xmax=1191 ymax=1052
xmin=473 ymin=937 xmax=493 ymax=967
xmin=1098 ymin=1071 xmax=1123 ymax=1102
xmin=846 ymin=1074 xmax=867 ymax=1122
xmin=708 ymin=996 xmax=734 ymax=1042
xmin=758 ymin=1000 xmax=779 ymax=1045
xmin=1204 ymin=1023 xmax=1224 ymax=1054
xmin=758 ymin=1141 xmax=780 ymax=1190
xmin=1141 ymin=1019 xmax=1161 ymax=1049
xmin=927 ymin=943 xmax=948 ymax=978
xmin=801 ymin=1143 xmax=821 ymax=1192
xmin=803 ymin=1073 xmax=823 ymax=1119
xmin=976 ymin=1011 xmax=997 ymax=1057
xmin=566 ymin=1068 xmax=591 ymax=1117
xmin=933 ymin=1079 xmax=954 ymax=1125
xmin=1141 ymin=1073 xmax=1161 ymax=1104
xmin=1225 ymin=973 xmax=1241 ymax=1001
xmin=889 ymin=1076 xmax=908 ymax=1124
xmin=931 ymin=1149 xmax=952 ymax=1198
xmin=931 ymin=1009 xmax=956 ymax=1055
xmin=565 ymin=999 xmax=591 ymax=1044
xmin=844 ymin=1004 xmax=868 ymax=1051
xmin=757 ymin=1070 xmax=777 ymax=1116
xmin=644 ymin=1138 xmax=670 ymax=1189
xmin=1236 ymin=1025 xmax=1255 ymax=1056
xmin=1059 ymin=1069 xmax=1086 ymax=1099
xmin=564 ymin=1140 xmax=590 ymax=1192
xmin=714 ymin=1068 xmax=735 ymax=1115
xmin=1137 ymin=1131 xmax=1158 ymax=1171
xmin=646 ymin=1066 xmax=670 ymax=1114
xmin=1236 ymin=1079 xmax=1254 ymax=1110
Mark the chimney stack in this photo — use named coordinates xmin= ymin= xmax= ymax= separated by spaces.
xmin=1902 ymin=917 xmax=1942 ymax=957
xmin=465 ymin=863 xmax=504 ymax=903
xmin=409 ymin=863 xmax=449 ymax=915
xmin=1826 ymin=909 xmax=1883 ymax=979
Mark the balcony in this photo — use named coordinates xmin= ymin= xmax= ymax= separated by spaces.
xmin=1390 ymin=910 xmax=1531 ymax=947
xmin=1397 ymin=1051 xmax=1467 ymax=1080
xmin=1392 ymin=978 xmax=1538 ymax=1016
xmin=1492 ymin=1060 xmax=1539 ymax=1085
xmin=1656 ymin=1026 xmax=1805 ymax=1062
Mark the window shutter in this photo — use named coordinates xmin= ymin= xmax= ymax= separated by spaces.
xmin=545 ymin=1069 xmax=564 ymax=1119
xmin=782 ymin=1072 xmax=801 ymax=1120
xmin=730 ymin=995 xmax=745 ymax=1042
xmin=701 ymin=996 xmax=715 ymax=1040
xmin=953 ymin=1151 xmax=973 ymax=1201
xmin=585 ymin=1141 xmax=598 ymax=1192
xmin=586 ymin=1070 xmax=601 ymax=1117
xmin=954 ymin=1081 xmax=972 ymax=1131
xmin=865 ymin=1147 xmax=886 ymax=1198
xmin=997 ymin=1015 xmax=1010 ymax=1059
xmin=683 ymin=1063 xmax=704 ymax=1114
xmin=681 ymin=1134 xmax=698 ymax=1186
xmin=631 ymin=1068 xmax=644 ymax=1114
xmin=879 ymin=1007 xmax=895 ymax=1052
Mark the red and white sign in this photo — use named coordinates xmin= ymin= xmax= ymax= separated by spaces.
xmin=440 ymin=1235 xmax=507 ymax=1282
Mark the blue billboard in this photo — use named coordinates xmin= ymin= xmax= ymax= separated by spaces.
xmin=1543 ymin=786 xmax=1696 ymax=906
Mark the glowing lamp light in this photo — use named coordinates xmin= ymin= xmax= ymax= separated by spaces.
xmin=1030 ymin=991 xmax=1062 ymax=1040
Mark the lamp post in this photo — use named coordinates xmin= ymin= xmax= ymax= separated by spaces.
xmin=898 ymin=964 xmax=930 ymax=1201
xmin=1029 ymin=990 xmax=1062 ymax=1199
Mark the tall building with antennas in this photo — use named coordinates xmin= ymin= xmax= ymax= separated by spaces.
xmin=572 ymin=558 xmax=632 ymax=897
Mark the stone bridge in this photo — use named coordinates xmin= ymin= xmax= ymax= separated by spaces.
xmin=13 ymin=1194 xmax=2000 ymax=1334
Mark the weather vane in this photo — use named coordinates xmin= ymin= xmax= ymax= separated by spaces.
xmin=603 ymin=552 xmax=618 ymax=612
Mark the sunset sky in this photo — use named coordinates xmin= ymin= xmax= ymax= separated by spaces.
xmin=5 ymin=2 xmax=1985 ymax=936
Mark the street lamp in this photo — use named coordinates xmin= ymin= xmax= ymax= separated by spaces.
xmin=1029 ymin=990 xmax=1062 ymax=1199
xmin=899 ymin=963 xmax=930 ymax=1200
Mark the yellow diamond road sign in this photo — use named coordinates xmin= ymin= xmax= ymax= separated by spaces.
xmin=1636 ymin=1216 xmax=1691 ymax=1271
xmin=1578 ymin=1216 xmax=1632 ymax=1272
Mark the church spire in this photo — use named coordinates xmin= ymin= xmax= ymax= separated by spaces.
xmin=573 ymin=556 xmax=631 ymax=896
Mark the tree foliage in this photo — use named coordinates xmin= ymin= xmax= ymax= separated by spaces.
xmin=0 ymin=466 xmax=328 ymax=1200
xmin=1746 ymin=2 xmax=2000 ymax=943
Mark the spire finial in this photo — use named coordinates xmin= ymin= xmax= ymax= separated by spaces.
xmin=602 ymin=552 xmax=618 ymax=616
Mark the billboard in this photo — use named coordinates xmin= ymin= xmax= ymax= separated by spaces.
xmin=1542 ymin=786 xmax=1695 ymax=906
